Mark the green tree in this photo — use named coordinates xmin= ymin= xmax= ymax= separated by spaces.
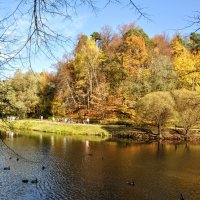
xmin=91 ymin=32 xmax=101 ymax=44
xmin=0 ymin=80 xmax=15 ymax=116
xmin=190 ymin=32 xmax=200 ymax=53
xmin=2 ymin=70 xmax=40 ymax=118
xmin=38 ymin=71 xmax=56 ymax=118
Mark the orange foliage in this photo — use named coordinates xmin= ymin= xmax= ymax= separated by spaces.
xmin=122 ymin=35 xmax=148 ymax=74
xmin=152 ymin=34 xmax=171 ymax=56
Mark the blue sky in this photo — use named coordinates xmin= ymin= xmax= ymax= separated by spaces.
xmin=1 ymin=0 xmax=200 ymax=73
xmin=79 ymin=0 xmax=200 ymax=37
xmin=38 ymin=0 xmax=199 ymax=72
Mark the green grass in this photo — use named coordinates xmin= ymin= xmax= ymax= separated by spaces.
xmin=0 ymin=119 xmax=110 ymax=137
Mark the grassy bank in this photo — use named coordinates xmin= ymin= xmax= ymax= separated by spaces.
xmin=2 ymin=119 xmax=200 ymax=142
xmin=0 ymin=119 xmax=111 ymax=137
xmin=0 ymin=119 xmax=157 ymax=141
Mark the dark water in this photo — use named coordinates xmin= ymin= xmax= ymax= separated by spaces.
xmin=0 ymin=132 xmax=200 ymax=200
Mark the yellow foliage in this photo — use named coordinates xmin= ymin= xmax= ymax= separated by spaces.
xmin=171 ymin=38 xmax=185 ymax=56
xmin=173 ymin=40 xmax=200 ymax=91
xmin=122 ymin=35 xmax=148 ymax=74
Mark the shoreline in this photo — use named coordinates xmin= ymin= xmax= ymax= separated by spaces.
xmin=0 ymin=119 xmax=110 ymax=137
xmin=1 ymin=119 xmax=200 ymax=142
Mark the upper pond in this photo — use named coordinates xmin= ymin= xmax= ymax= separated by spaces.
xmin=0 ymin=132 xmax=200 ymax=200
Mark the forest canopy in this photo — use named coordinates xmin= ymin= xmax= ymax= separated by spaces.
xmin=0 ymin=23 xmax=200 ymax=132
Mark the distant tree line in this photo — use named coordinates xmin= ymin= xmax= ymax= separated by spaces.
xmin=1 ymin=23 xmax=200 ymax=134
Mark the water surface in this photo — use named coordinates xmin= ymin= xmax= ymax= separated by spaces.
xmin=0 ymin=132 xmax=200 ymax=200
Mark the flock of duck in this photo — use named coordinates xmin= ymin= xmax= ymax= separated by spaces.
xmin=3 ymin=154 xmax=185 ymax=200
xmin=3 ymin=157 xmax=46 ymax=184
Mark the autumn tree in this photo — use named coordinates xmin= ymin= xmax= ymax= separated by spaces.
xmin=171 ymin=90 xmax=200 ymax=135
xmin=138 ymin=92 xmax=175 ymax=137
xmin=124 ymin=27 xmax=153 ymax=47
xmin=120 ymin=54 xmax=177 ymax=100
xmin=101 ymin=39 xmax=125 ymax=95
xmin=121 ymin=29 xmax=148 ymax=74
xmin=124 ymin=36 xmax=147 ymax=72
xmin=152 ymin=34 xmax=171 ymax=56
xmin=110 ymin=27 xmax=151 ymax=102
xmin=74 ymin=35 xmax=103 ymax=112
xmin=171 ymin=35 xmax=200 ymax=91
xmin=52 ymin=57 xmax=77 ymax=117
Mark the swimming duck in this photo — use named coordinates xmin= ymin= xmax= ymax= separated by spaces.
xmin=127 ymin=181 xmax=135 ymax=186
xmin=3 ymin=166 xmax=10 ymax=170
xmin=22 ymin=179 xmax=29 ymax=183
xmin=31 ymin=179 xmax=38 ymax=184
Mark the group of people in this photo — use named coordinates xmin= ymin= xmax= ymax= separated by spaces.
xmin=7 ymin=116 xmax=18 ymax=121
xmin=51 ymin=116 xmax=90 ymax=124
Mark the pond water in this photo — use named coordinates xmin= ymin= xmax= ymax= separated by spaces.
xmin=0 ymin=132 xmax=200 ymax=200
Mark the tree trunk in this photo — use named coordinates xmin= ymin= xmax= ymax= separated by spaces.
xmin=185 ymin=128 xmax=188 ymax=135
xmin=87 ymin=94 xmax=90 ymax=110
xmin=66 ymin=78 xmax=77 ymax=106
xmin=192 ymin=77 xmax=196 ymax=91
xmin=87 ymin=67 xmax=93 ymax=110
xmin=157 ymin=123 xmax=162 ymax=138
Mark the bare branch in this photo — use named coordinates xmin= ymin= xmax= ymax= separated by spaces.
xmin=0 ymin=0 xmax=148 ymax=76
